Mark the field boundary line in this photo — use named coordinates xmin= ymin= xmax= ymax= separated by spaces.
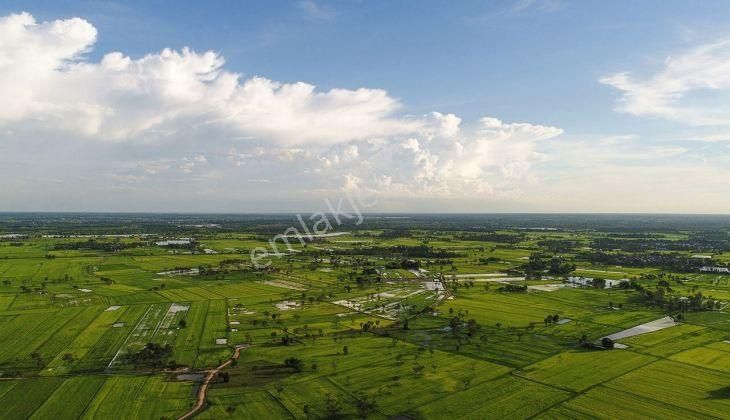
xmin=265 ymin=389 xmax=298 ymax=419
xmin=509 ymin=371 xmax=575 ymax=394
xmin=25 ymin=306 xmax=98 ymax=368
xmin=324 ymin=374 xmax=389 ymax=416
xmin=22 ymin=377 xmax=64 ymax=420
xmin=191 ymin=300 xmax=211 ymax=369
xmin=150 ymin=302 xmax=175 ymax=338
xmin=77 ymin=376 xmax=108 ymax=419
xmin=601 ymin=382 xmax=723 ymax=420
xmin=106 ymin=304 xmax=154 ymax=370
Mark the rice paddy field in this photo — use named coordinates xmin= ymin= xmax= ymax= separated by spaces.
xmin=0 ymin=213 xmax=727 ymax=419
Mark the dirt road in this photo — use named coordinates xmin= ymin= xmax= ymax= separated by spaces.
xmin=178 ymin=344 xmax=249 ymax=420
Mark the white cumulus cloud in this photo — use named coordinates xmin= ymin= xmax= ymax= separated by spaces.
xmin=0 ymin=12 xmax=414 ymax=145
xmin=0 ymin=12 xmax=564 ymax=211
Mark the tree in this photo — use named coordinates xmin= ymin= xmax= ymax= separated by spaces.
xmin=342 ymin=345 xmax=349 ymax=355
xmin=325 ymin=393 xmax=342 ymax=418
xmin=128 ymin=342 xmax=172 ymax=367
xmin=356 ymin=393 xmax=377 ymax=418
xmin=592 ymin=278 xmax=607 ymax=289
xmin=466 ymin=319 xmax=479 ymax=337
xmin=62 ymin=353 xmax=76 ymax=366
xmin=601 ymin=337 xmax=615 ymax=349
xmin=178 ymin=319 xmax=187 ymax=328
xmin=284 ymin=357 xmax=304 ymax=372
xmin=579 ymin=334 xmax=590 ymax=348
xmin=412 ymin=364 xmax=425 ymax=376
xmin=30 ymin=352 xmax=43 ymax=368
xmin=449 ymin=317 xmax=461 ymax=336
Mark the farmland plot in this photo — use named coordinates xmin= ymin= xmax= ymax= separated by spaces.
xmin=605 ymin=360 xmax=730 ymax=418
xmin=195 ymin=299 xmax=230 ymax=368
xmin=520 ymin=350 xmax=656 ymax=392
xmin=42 ymin=307 xmax=129 ymax=374
xmin=106 ymin=302 xmax=188 ymax=369
xmin=0 ymin=307 xmax=83 ymax=368
xmin=29 ymin=376 xmax=106 ymax=419
xmin=417 ymin=375 xmax=571 ymax=419
xmin=0 ymin=378 xmax=63 ymax=418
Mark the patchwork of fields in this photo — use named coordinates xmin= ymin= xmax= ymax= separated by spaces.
xmin=0 ymin=216 xmax=728 ymax=418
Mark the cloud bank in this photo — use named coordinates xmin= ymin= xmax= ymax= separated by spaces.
xmin=0 ymin=12 xmax=565 ymax=211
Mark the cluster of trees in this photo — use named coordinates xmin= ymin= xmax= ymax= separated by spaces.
xmin=333 ymin=244 xmax=461 ymax=259
xmin=581 ymin=251 xmax=712 ymax=272
xmin=499 ymin=284 xmax=528 ymax=293
xmin=455 ymin=232 xmax=524 ymax=244
xmin=100 ymin=277 xmax=116 ymax=285
xmin=378 ymin=229 xmax=412 ymax=239
xmin=52 ymin=239 xmax=139 ymax=252
xmin=592 ymin=237 xmax=699 ymax=252
xmin=590 ymin=278 xmax=607 ymax=288
xmin=127 ymin=342 xmax=173 ymax=367
xmin=536 ymin=239 xmax=581 ymax=253
xmin=284 ymin=357 xmax=304 ymax=372
xmin=579 ymin=335 xmax=614 ymax=349
xmin=447 ymin=307 xmax=481 ymax=338
xmin=644 ymin=288 xmax=722 ymax=312
xmin=521 ymin=253 xmax=576 ymax=279
xmin=543 ymin=314 xmax=560 ymax=326
xmin=620 ymin=279 xmax=722 ymax=312
xmin=478 ymin=256 xmax=502 ymax=265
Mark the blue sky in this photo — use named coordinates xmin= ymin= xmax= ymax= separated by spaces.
xmin=5 ymin=0 xmax=721 ymax=123
xmin=1 ymin=1 xmax=730 ymax=212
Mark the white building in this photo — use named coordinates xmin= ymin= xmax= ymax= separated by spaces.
xmin=566 ymin=276 xmax=628 ymax=289
xmin=700 ymin=266 xmax=730 ymax=273
xmin=155 ymin=239 xmax=192 ymax=246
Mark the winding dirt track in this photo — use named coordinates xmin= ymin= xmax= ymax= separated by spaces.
xmin=178 ymin=344 xmax=249 ymax=420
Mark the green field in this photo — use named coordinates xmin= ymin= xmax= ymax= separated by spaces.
xmin=0 ymin=214 xmax=728 ymax=418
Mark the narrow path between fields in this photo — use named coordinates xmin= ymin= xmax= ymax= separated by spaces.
xmin=178 ymin=344 xmax=250 ymax=420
